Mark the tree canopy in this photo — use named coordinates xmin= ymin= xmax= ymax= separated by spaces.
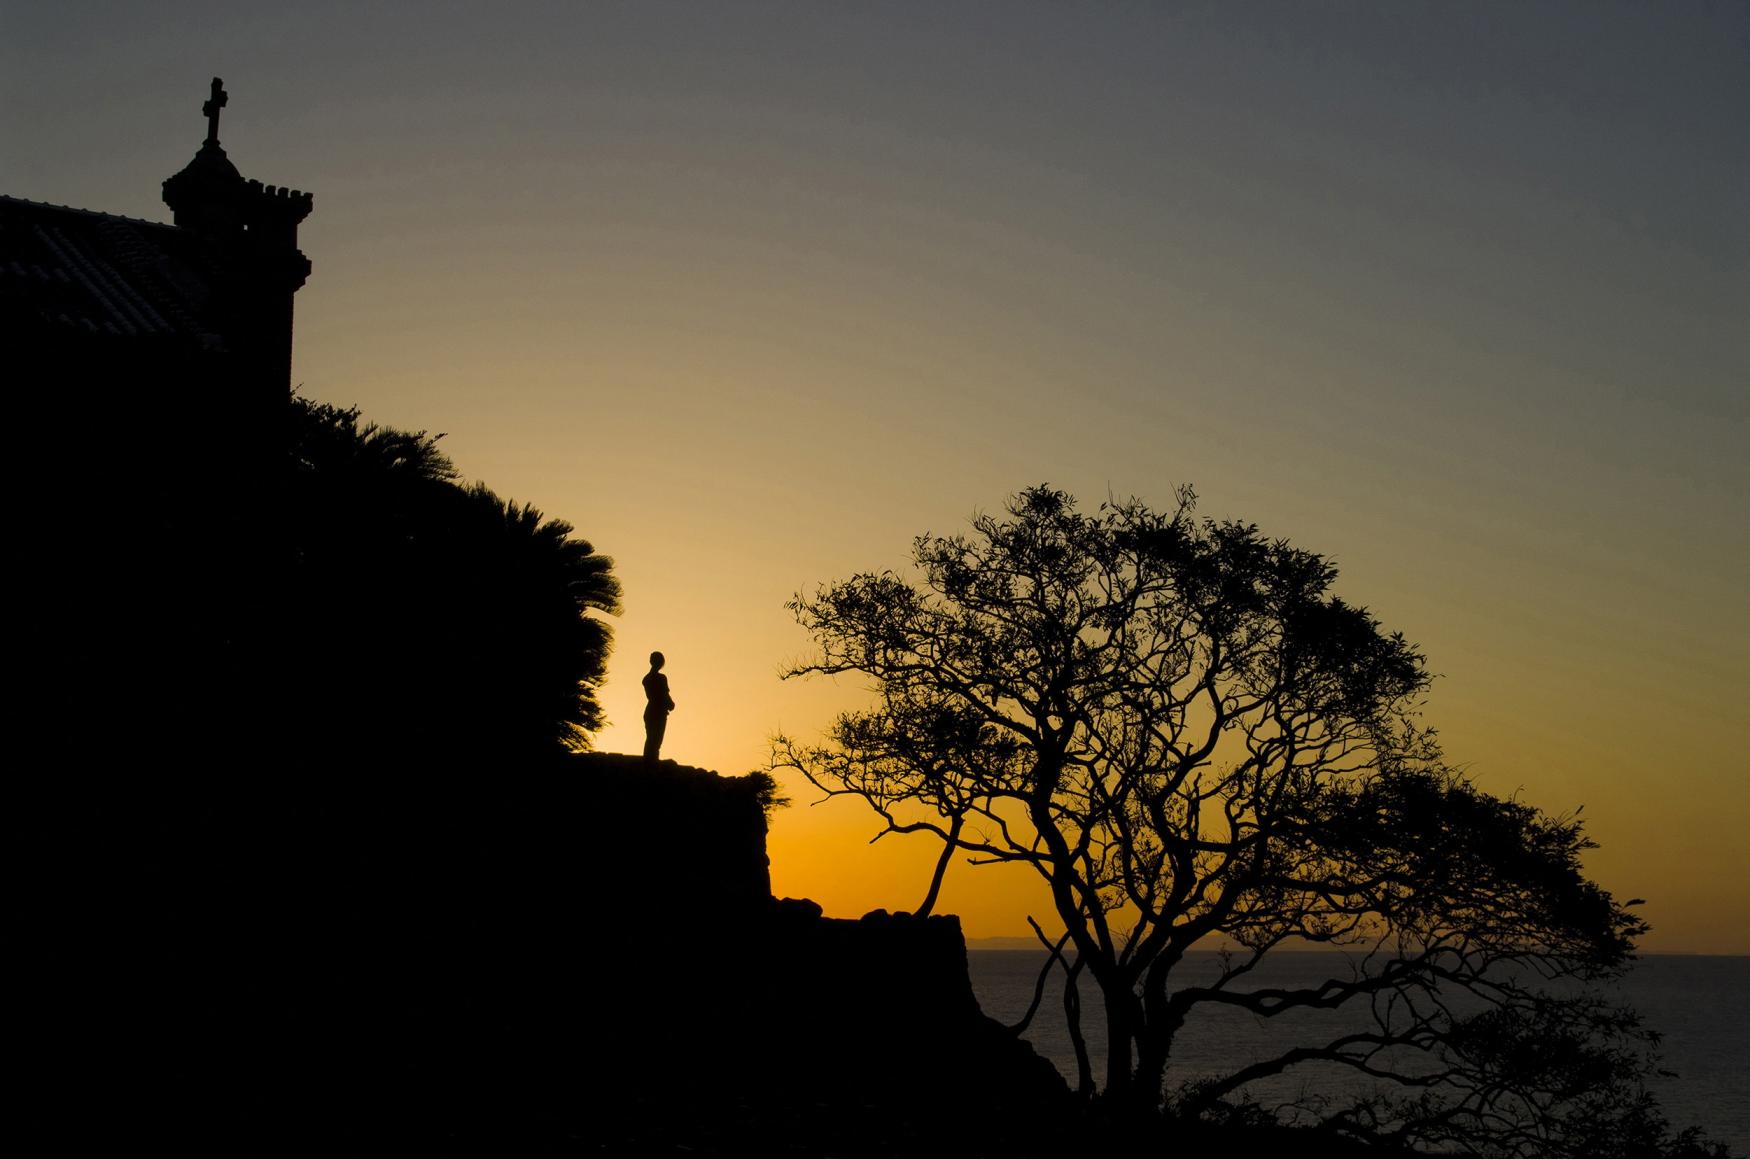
xmin=275 ymin=398 xmax=622 ymax=759
xmin=775 ymin=485 xmax=1712 ymax=1155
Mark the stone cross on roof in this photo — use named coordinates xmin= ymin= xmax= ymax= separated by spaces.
xmin=202 ymin=77 xmax=227 ymax=145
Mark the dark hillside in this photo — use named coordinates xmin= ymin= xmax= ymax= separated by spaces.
xmin=34 ymin=754 xmax=1064 ymax=1151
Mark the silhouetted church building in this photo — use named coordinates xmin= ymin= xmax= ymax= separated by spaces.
xmin=1 ymin=79 xmax=312 ymax=400
xmin=9 ymin=80 xmax=313 ymax=757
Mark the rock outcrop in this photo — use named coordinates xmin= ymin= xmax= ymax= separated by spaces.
xmin=64 ymin=753 xmax=1066 ymax=1151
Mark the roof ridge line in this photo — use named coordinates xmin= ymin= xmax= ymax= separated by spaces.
xmin=0 ymin=194 xmax=178 ymax=233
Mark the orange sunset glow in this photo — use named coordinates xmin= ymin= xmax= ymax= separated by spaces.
xmin=7 ymin=0 xmax=1744 ymax=967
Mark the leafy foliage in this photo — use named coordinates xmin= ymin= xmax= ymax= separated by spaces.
xmin=775 ymin=485 xmax=1710 ymax=1154
xmin=278 ymin=398 xmax=621 ymax=757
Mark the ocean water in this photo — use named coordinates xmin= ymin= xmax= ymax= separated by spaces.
xmin=967 ymin=950 xmax=1748 ymax=1153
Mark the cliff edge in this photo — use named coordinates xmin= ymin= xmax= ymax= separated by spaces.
xmin=64 ymin=753 xmax=1066 ymax=1152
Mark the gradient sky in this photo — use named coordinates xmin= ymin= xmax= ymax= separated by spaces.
xmin=6 ymin=1 xmax=1745 ymax=951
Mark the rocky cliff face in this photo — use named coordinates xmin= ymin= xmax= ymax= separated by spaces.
xmin=569 ymin=752 xmax=775 ymax=909
xmin=570 ymin=754 xmax=1071 ymax=1151
xmin=69 ymin=753 xmax=1065 ymax=1150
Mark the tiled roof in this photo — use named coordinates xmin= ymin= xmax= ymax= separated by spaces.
xmin=0 ymin=194 xmax=225 ymax=348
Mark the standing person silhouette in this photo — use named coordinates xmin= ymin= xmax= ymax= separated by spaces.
xmin=642 ymin=651 xmax=675 ymax=762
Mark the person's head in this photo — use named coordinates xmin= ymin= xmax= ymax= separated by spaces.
xmin=649 ymin=651 xmax=665 ymax=670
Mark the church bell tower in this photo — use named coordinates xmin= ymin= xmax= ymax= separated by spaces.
xmin=161 ymin=78 xmax=313 ymax=394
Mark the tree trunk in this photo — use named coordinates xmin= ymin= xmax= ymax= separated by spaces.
xmin=1133 ymin=970 xmax=1175 ymax=1113
xmin=1101 ymin=984 xmax=1135 ymax=1104
xmin=1133 ymin=1028 xmax=1169 ymax=1114
xmin=913 ymin=813 xmax=962 ymax=918
xmin=1064 ymin=956 xmax=1094 ymax=1096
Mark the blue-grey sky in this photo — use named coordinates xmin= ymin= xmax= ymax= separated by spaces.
xmin=5 ymin=1 xmax=1746 ymax=948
